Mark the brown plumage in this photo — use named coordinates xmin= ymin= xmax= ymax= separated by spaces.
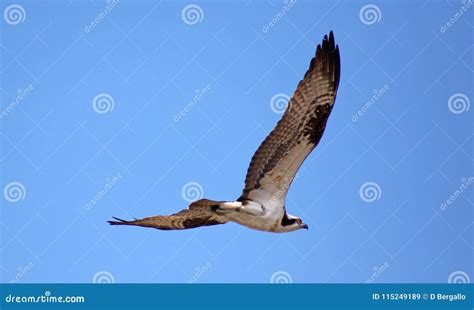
xmin=108 ymin=32 xmax=341 ymax=233
xmin=108 ymin=199 xmax=227 ymax=230
xmin=239 ymin=31 xmax=340 ymax=205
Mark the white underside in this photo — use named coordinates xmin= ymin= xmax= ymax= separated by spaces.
xmin=220 ymin=198 xmax=298 ymax=233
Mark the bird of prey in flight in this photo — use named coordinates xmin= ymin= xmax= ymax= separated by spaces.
xmin=109 ymin=31 xmax=340 ymax=233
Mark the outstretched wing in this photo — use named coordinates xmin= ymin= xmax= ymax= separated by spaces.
xmin=108 ymin=200 xmax=228 ymax=230
xmin=239 ymin=31 xmax=340 ymax=206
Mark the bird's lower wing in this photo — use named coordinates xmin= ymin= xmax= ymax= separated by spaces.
xmin=108 ymin=208 xmax=227 ymax=231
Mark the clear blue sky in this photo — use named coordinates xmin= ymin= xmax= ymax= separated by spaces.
xmin=1 ymin=0 xmax=472 ymax=283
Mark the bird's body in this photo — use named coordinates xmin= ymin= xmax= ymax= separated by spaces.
xmin=219 ymin=199 xmax=288 ymax=233
xmin=109 ymin=31 xmax=341 ymax=233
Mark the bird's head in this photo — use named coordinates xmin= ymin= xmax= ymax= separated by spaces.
xmin=280 ymin=213 xmax=308 ymax=232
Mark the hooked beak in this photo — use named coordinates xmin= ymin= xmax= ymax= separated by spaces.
xmin=300 ymin=223 xmax=309 ymax=230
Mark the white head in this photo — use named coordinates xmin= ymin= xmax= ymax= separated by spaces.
xmin=278 ymin=213 xmax=308 ymax=232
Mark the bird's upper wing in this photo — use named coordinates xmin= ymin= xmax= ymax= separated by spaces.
xmin=239 ymin=31 xmax=340 ymax=207
xmin=108 ymin=200 xmax=228 ymax=230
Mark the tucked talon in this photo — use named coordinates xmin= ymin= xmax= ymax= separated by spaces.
xmin=215 ymin=207 xmax=238 ymax=215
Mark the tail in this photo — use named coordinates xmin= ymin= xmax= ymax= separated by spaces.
xmin=108 ymin=198 xmax=228 ymax=231
xmin=107 ymin=216 xmax=165 ymax=228
xmin=108 ymin=217 xmax=142 ymax=226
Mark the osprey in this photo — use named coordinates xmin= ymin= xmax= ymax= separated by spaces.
xmin=109 ymin=32 xmax=340 ymax=233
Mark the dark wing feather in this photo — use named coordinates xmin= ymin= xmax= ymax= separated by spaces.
xmin=239 ymin=31 xmax=340 ymax=206
xmin=108 ymin=199 xmax=228 ymax=230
